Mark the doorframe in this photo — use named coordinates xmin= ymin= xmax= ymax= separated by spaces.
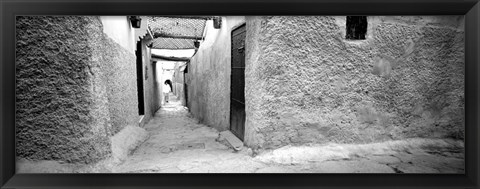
xmin=229 ymin=23 xmax=247 ymax=141
xmin=231 ymin=22 xmax=246 ymax=33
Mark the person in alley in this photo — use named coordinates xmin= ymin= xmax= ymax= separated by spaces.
xmin=163 ymin=80 xmax=172 ymax=103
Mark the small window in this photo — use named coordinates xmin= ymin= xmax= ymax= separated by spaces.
xmin=346 ymin=16 xmax=367 ymax=40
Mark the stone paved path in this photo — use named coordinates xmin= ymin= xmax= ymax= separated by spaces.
xmin=113 ymin=95 xmax=263 ymax=173
xmin=113 ymin=95 xmax=465 ymax=173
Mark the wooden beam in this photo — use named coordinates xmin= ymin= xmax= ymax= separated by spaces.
xmin=151 ymin=48 xmax=194 ymax=50
xmin=153 ymin=32 xmax=204 ymax=40
xmin=152 ymin=54 xmax=191 ymax=62
xmin=156 ymin=16 xmax=214 ymax=20
xmin=147 ymin=26 xmax=154 ymax=39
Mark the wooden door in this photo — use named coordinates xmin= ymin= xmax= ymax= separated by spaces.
xmin=230 ymin=25 xmax=246 ymax=141
xmin=136 ymin=40 xmax=145 ymax=115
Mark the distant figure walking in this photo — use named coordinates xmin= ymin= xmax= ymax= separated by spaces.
xmin=163 ymin=80 xmax=172 ymax=103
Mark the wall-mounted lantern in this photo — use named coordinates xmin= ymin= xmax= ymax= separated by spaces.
xmin=129 ymin=16 xmax=142 ymax=28
xmin=213 ymin=17 xmax=222 ymax=29
xmin=194 ymin=40 xmax=200 ymax=48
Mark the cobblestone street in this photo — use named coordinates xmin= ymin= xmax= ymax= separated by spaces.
xmin=114 ymin=95 xmax=464 ymax=173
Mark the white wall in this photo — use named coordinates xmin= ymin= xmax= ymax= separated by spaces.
xmin=99 ymin=16 xmax=136 ymax=53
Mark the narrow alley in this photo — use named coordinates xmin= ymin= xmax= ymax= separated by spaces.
xmin=15 ymin=16 xmax=466 ymax=174
xmin=114 ymin=95 xmax=261 ymax=173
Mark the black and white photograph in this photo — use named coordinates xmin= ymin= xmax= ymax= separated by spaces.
xmin=15 ymin=15 xmax=465 ymax=173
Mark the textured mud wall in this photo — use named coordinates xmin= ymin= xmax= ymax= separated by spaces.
xmin=16 ymin=16 xmax=142 ymax=164
xmin=187 ymin=17 xmax=245 ymax=131
xmin=152 ymin=62 xmax=161 ymax=112
xmin=244 ymin=17 xmax=268 ymax=148
xmin=244 ymin=16 xmax=465 ymax=150
xmin=141 ymin=39 xmax=161 ymax=123
xmin=98 ymin=16 xmax=139 ymax=134
xmin=173 ymin=62 xmax=186 ymax=105
xmin=16 ymin=16 xmax=112 ymax=163
xmin=97 ymin=26 xmax=138 ymax=135
xmin=154 ymin=61 xmax=164 ymax=106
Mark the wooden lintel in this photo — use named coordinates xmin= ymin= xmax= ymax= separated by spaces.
xmin=151 ymin=54 xmax=191 ymax=62
xmin=156 ymin=16 xmax=214 ymax=20
xmin=153 ymin=33 xmax=204 ymax=40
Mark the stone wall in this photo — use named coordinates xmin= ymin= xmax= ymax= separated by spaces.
xmin=244 ymin=16 xmax=465 ymax=150
xmin=16 ymin=16 xmax=149 ymax=165
xmin=187 ymin=17 xmax=246 ymax=131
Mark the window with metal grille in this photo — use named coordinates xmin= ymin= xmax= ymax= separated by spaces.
xmin=346 ymin=16 xmax=367 ymax=40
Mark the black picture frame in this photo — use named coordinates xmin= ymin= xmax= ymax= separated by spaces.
xmin=1 ymin=0 xmax=479 ymax=188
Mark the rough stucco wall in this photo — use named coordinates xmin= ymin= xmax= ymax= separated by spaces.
xmin=173 ymin=62 xmax=187 ymax=105
xmin=16 ymin=16 xmax=111 ymax=163
xmin=16 ymin=16 xmax=146 ymax=164
xmin=245 ymin=16 xmax=464 ymax=150
xmin=152 ymin=62 xmax=161 ymax=111
xmin=98 ymin=16 xmax=142 ymax=134
xmin=244 ymin=16 xmax=268 ymax=148
xmin=187 ymin=17 xmax=245 ymax=131
xmin=178 ymin=72 xmax=185 ymax=105
xmin=155 ymin=61 xmax=163 ymax=106
xmin=96 ymin=27 xmax=138 ymax=135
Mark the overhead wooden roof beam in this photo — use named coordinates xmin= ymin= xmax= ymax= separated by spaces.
xmin=152 ymin=54 xmax=191 ymax=62
xmin=158 ymin=16 xmax=214 ymax=20
xmin=153 ymin=32 xmax=204 ymax=40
